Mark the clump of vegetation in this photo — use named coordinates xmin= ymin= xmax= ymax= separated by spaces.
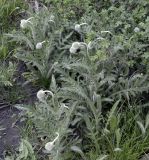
xmin=1 ymin=0 xmax=149 ymax=160
xmin=0 ymin=0 xmax=28 ymax=103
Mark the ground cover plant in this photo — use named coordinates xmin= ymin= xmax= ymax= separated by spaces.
xmin=1 ymin=0 xmax=149 ymax=160
xmin=0 ymin=0 xmax=28 ymax=103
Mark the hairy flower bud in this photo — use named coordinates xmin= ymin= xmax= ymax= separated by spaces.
xmin=36 ymin=41 xmax=45 ymax=49
xmin=69 ymin=42 xmax=81 ymax=54
xmin=69 ymin=47 xmax=77 ymax=54
xmin=134 ymin=27 xmax=140 ymax=33
xmin=20 ymin=17 xmax=33 ymax=29
xmin=74 ymin=23 xmax=87 ymax=32
xmin=72 ymin=42 xmax=81 ymax=49
xmin=37 ymin=90 xmax=45 ymax=102
xmin=37 ymin=89 xmax=53 ymax=103
xmin=75 ymin=24 xmax=81 ymax=32
xmin=20 ymin=20 xmax=28 ymax=29
xmin=45 ymin=132 xmax=59 ymax=152
xmin=36 ymin=43 xmax=42 ymax=49
xmin=69 ymin=42 xmax=88 ymax=54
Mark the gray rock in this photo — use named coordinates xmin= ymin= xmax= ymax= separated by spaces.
xmin=140 ymin=154 xmax=149 ymax=160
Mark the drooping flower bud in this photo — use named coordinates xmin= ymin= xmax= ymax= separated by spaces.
xmin=45 ymin=132 xmax=59 ymax=152
xmin=36 ymin=43 xmax=42 ymax=49
xmin=69 ymin=47 xmax=77 ymax=54
xmin=134 ymin=27 xmax=140 ymax=33
xmin=37 ymin=89 xmax=45 ymax=102
xmin=69 ymin=42 xmax=88 ymax=54
xmin=75 ymin=24 xmax=81 ymax=32
xmin=37 ymin=89 xmax=53 ymax=103
xmin=72 ymin=42 xmax=81 ymax=49
xmin=20 ymin=17 xmax=33 ymax=29
xmin=20 ymin=20 xmax=28 ymax=29
xmin=36 ymin=41 xmax=45 ymax=49
xmin=74 ymin=23 xmax=87 ymax=32
xmin=69 ymin=42 xmax=81 ymax=54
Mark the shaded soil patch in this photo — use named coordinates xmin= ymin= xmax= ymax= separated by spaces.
xmin=0 ymin=106 xmax=20 ymax=159
xmin=0 ymin=62 xmax=38 ymax=159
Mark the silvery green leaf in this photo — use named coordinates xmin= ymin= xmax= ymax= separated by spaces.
xmin=71 ymin=146 xmax=86 ymax=160
xmin=105 ymin=100 xmax=120 ymax=128
xmin=145 ymin=113 xmax=149 ymax=130
xmin=96 ymin=155 xmax=108 ymax=160
xmin=110 ymin=116 xmax=117 ymax=131
xmin=114 ymin=148 xmax=122 ymax=152
xmin=14 ymin=104 xmax=30 ymax=111
xmin=115 ymin=128 xmax=121 ymax=147
xmin=50 ymin=74 xmax=57 ymax=91
xmin=71 ymin=146 xmax=83 ymax=154
xmin=137 ymin=121 xmax=146 ymax=135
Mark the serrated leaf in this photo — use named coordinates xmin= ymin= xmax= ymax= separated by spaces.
xmin=110 ymin=115 xmax=117 ymax=131
xmin=105 ymin=100 xmax=120 ymax=129
xmin=115 ymin=128 xmax=121 ymax=147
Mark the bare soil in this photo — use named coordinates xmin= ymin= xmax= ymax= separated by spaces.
xmin=0 ymin=62 xmax=38 ymax=159
xmin=0 ymin=106 xmax=20 ymax=159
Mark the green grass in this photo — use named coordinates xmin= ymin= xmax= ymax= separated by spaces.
xmin=0 ymin=0 xmax=27 ymax=32
xmin=0 ymin=0 xmax=27 ymax=59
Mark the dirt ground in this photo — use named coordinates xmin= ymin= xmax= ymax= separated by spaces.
xmin=0 ymin=106 xmax=20 ymax=159
xmin=0 ymin=61 xmax=38 ymax=159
